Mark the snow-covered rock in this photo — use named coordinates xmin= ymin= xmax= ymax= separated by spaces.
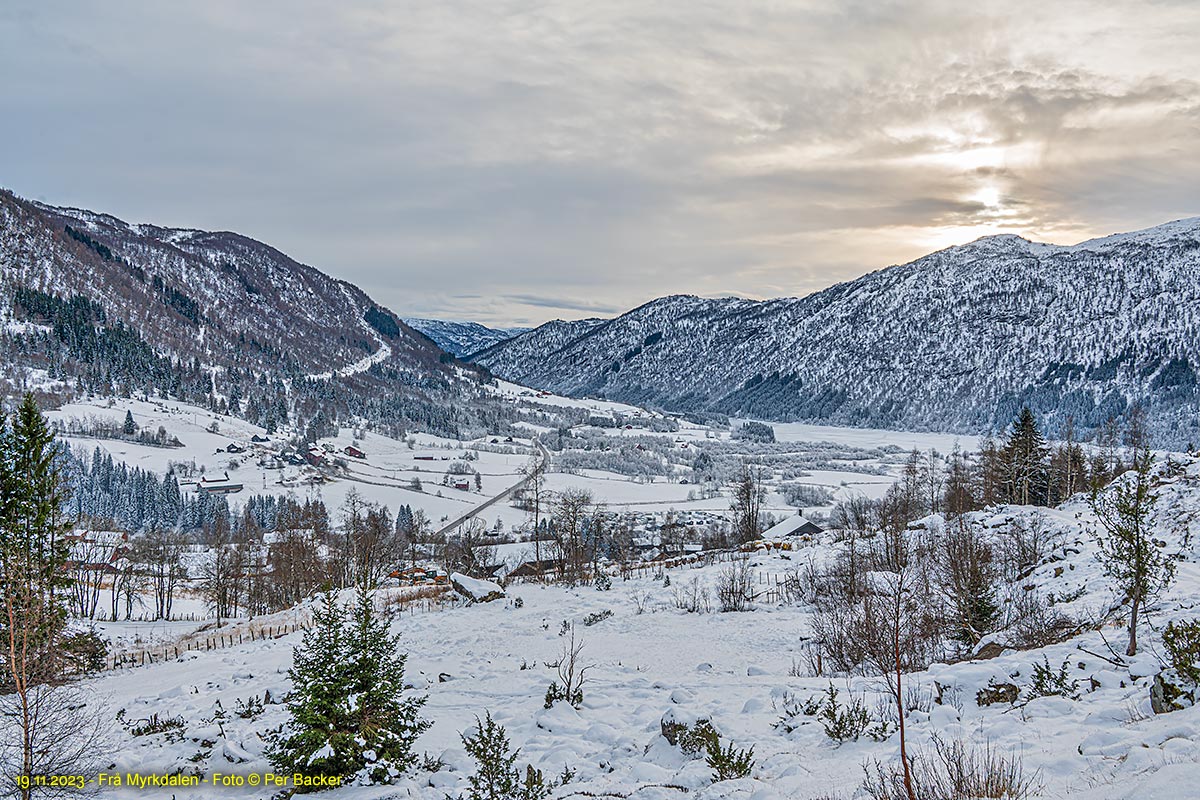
xmin=450 ymin=573 xmax=505 ymax=603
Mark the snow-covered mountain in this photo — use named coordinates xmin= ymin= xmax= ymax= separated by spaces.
xmin=0 ymin=189 xmax=496 ymax=436
xmin=403 ymin=317 xmax=530 ymax=357
xmin=472 ymin=220 xmax=1200 ymax=447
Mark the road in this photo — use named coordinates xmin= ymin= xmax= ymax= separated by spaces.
xmin=434 ymin=440 xmax=549 ymax=537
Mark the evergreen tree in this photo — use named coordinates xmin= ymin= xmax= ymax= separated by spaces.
xmin=268 ymin=587 xmax=428 ymax=788
xmin=1090 ymin=446 xmax=1173 ymax=656
xmin=1002 ymin=408 xmax=1049 ymax=506
xmin=123 ymin=410 xmax=136 ymax=436
xmin=0 ymin=395 xmax=76 ymax=795
xmin=460 ymin=712 xmax=527 ymax=800
xmin=268 ymin=590 xmax=355 ymax=788
xmin=344 ymin=584 xmax=430 ymax=782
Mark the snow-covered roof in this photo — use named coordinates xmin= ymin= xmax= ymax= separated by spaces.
xmin=761 ymin=514 xmax=821 ymax=539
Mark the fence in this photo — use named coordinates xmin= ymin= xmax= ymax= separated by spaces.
xmin=103 ymin=586 xmax=455 ymax=672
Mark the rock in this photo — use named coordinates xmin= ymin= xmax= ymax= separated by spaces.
xmin=1151 ymin=672 xmax=1196 ymax=714
xmin=971 ymin=636 xmax=1006 ymax=661
xmin=450 ymin=572 xmax=505 ymax=603
xmin=976 ymin=681 xmax=1020 ymax=707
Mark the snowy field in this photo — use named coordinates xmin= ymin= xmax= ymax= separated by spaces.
xmin=77 ymin=456 xmax=1200 ymax=799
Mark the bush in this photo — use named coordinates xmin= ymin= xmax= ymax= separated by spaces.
xmin=594 ymin=572 xmax=612 ymax=591
xmin=117 ymin=710 xmax=185 ymax=740
xmin=778 ymin=684 xmax=893 ymax=743
xmin=60 ymin=630 xmax=107 ymax=675
xmin=862 ymin=736 xmax=1039 ymax=800
xmin=234 ymin=695 xmax=266 ymax=719
xmin=716 ymin=559 xmax=754 ymax=613
xmin=706 ymin=738 xmax=755 ymax=782
xmin=679 ymin=719 xmax=721 ymax=757
xmin=582 ymin=609 xmax=613 ymax=627
xmin=817 ymin=685 xmax=872 ymax=743
xmin=1026 ymin=657 xmax=1079 ymax=701
xmin=460 ymin=712 xmax=552 ymax=800
xmin=1163 ymin=619 xmax=1200 ymax=684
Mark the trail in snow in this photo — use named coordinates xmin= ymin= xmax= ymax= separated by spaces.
xmin=306 ymin=285 xmax=393 ymax=380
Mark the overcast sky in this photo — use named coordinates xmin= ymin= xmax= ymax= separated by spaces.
xmin=2 ymin=1 xmax=1198 ymax=326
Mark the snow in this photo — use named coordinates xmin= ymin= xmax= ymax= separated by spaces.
xmin=449 ymin=573 xmax=505 ymax=602
xmin=67 ymin=510 xmax=1200 ymax=799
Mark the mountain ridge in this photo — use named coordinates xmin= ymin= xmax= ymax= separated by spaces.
xmin=471 ymin=218 xmax=1200 ymax=447
xmin=0 ymin=189 xmax=505 ymax=439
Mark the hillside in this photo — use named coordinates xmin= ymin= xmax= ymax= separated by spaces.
xmin=0 ymin=190 xmax=506 ymax=438
xmin=404 ymin=317 xmax=529 ymax=357
xmin=471 ymin=221 xmax=1200 ymax=447
xmin=64 ymin=454 xmax=1200 ymax=799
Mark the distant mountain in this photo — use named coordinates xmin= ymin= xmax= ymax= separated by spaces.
xmin=470 ymin=317 xmax=606 ymax=364
xmin=471 ymin=220 xmax=1200 ymax=447
xmin=403 ymin=318 xmax=530 ymax=358
xmin=0 ymin=190 xmax=507 ymax=438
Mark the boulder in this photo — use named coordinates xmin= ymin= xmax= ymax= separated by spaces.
xmin=976 ymin=680 xmax=1020 ymax=707
xmin=450 ymin=573 xmax=505 ymax=603
xmin=1151 ymin=671 xmax=1197 ymax=714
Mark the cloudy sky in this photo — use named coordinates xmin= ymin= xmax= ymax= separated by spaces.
xmin=2 ymin=1 xmax=1198 ymax=326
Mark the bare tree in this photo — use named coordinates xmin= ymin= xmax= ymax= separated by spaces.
xmin=521 ymin=456 xmax=547 ymax=576
xmin=552 ymin=488 xmax=593 ymax=584
xmin=730 ymin=464 xmax=765 ymax=544
xmin=0 ymin=686 xmax=107 ymax=800
xmin=128 ymin=528 xmax=188 ymax=620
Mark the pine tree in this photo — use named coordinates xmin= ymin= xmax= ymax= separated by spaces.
xmin=1090 ymin=446 xmax=1173 ymax=656
xmin=461 ymin=712 xmax=521 ymax=800
xmin=268 ymin=587 xmax=429 ymax=788
xmin=1002 ymin=408 xmax=1049 ymax=506
xmin=268 ymin=590 xmax=357 ymax=788
xmin=1 ymin=395 xmax=76 ymax=796
xmin=123 ymin=410 xmax=136 ymax=436
xmin=344 ymin=585 xmax=429 ymax=783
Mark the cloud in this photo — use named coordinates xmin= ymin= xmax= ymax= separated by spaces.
xmin=0 ymin=0 xmax=1198 ymax=327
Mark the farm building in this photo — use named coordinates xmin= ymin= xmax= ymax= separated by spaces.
xmin=344 ymin=444 xmax=366 ymax=458
xmin=197 ymin=475 xmax=244 ymax=495
xmin=761 ymin=514 xmax=823 ymax=539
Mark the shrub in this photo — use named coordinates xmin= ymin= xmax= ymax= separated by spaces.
xmin=582 ymin=609 xmax=613 ymax=627
xmin=1025 ymin=657 xmax=1079 ymax=701
xmin=862 ymin=736 xmax=1039 ymax=800
xmin=117 ymin=710 xmax=185 ymax=740
xmin=1163 ymin=619 xmax=1200 ymax=684
xmin=60 ymin=630 xmax=107 ymax=675
xmin=679 ymin=719 xmax=721 ymax=757
xmin=716 ymin=558 xmax=754 ymax=613
xmin=706 ymin=738 xmax=755 ymax=782
xmin=817 ymin=685 xmax=872 ymax=743
xmin=594 ymin=572 xmax=612 ymax=591
xmin=460 ymin=712 xmax=552 ymax=800
xmin=234 ymin=695 xmax=265 ymax=719
xmin=672 ymin=577 xmax=710 ymax=613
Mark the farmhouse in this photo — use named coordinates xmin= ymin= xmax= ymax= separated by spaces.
xmin=197 ymin=475 xmax=244 ymax=495
xmin=506 ymin=559 xmax=560 ymax=580
xmin=65 ymin=530 xmax=128 ymax=572
xmin=344 ymin=444 xmax=366 ymax=458
xmin=451 ymin=478 xmax=472 ymax=491
xmin=761 ymin=514 xmax=823 ymax=539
